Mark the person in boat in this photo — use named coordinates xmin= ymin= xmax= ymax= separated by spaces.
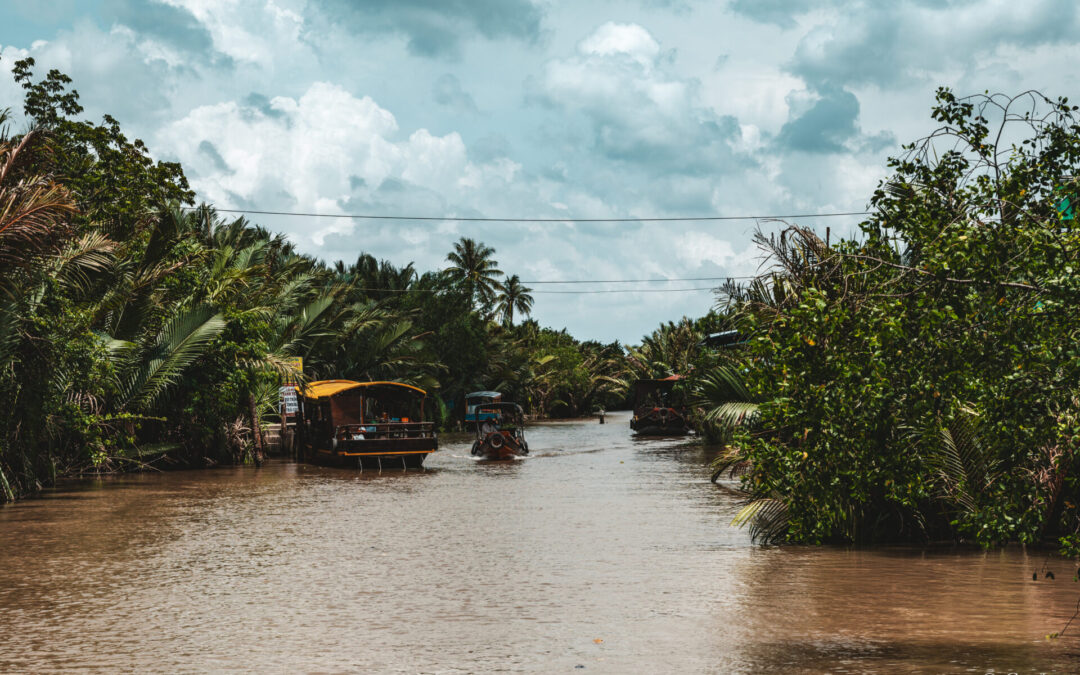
xmin=481 ymin=415 xmax=499 ymax=436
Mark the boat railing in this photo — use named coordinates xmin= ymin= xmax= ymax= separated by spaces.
xmin=635 ymin=405 xmax=687 ymax=417
xmin=335 ymin=422 xmax=435 ymax=440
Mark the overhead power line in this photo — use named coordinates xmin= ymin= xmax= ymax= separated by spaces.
xmin=348 ymin=286 xmax=722 ymax=295
xmin=521 ymin=275 xmax=757 ymax=284
xmin=182 ymin=206 xmax=870 ymax=223
xmin=533 ymin=287 xmax=719 ymax=294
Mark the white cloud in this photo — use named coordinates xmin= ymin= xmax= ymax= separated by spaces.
xmin=0 ymin=45 xmax=31 ymax=117
xmin=540 ymin=21 xmax=743 ymax=179
xmin=163 ymin=0 xmax=305 ymax=66
xmin=579 ymin=22 xmax=660 ymax=67
xmin=156 ymin=82 xmax=527 ymax=247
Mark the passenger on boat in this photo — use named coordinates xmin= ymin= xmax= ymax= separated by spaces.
xmin=481 ymin=417 xmax=499 ymax=435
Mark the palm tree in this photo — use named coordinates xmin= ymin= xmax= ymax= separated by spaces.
xmin=107 ymin=303 xmax=227 ymax=412
xmin=625 ymin=318 xmax=701 ymax=381
xmin=341 ymin=253 xmax=416 ymax=305
xmin=495 ymin=274 xmax=533 ymax=326
xmin=444 ymin=237 xmax=502 ymax=310
xmin=0 ymin=123 xmax=78 ymax=294
xmin=0 ymin=121 xmax=94 ymax=501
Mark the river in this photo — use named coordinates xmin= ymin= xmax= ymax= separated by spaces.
xmin=1 ymin=411 xmax=1078 ymax=673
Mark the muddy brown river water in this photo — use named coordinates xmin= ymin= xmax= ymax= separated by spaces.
xmin=1 ymin=412 xmax=1079 ymax=673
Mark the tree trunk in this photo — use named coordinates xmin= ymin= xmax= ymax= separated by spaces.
xmin=248 ymin=394 xmax=264 ymax=467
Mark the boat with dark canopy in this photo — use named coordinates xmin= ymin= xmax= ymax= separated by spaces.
xmin=630 ymin=376 xmax=690 ymax=436
xmin=470 ymin=401 xmax=529 ymax=460
xmin=296 ymin=380 xmax=437 ymax=469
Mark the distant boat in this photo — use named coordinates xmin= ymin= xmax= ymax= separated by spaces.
xmin=470 ymin=401 xmax=529 ymax=460
xmin=630 ymin=376 xmax=690 ymax=436
xmin=296 ymin=380 xmax=437 ymax=469
xmin=464 ymin=390 xmax=502 ymax=423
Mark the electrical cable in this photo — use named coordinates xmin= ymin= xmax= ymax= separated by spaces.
xmin=179 ymin=204 xmax=797 ymax=291
xmin=346 ymin=286 xmax=723 ymax=295
xmin=181 ymin=205 xmax=869 ymax=223
xmin=521 ymin=276 xmax=757 ymax=284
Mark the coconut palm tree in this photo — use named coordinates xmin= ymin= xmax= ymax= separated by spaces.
xmin=444 ymin=237 xmax=502 ymax=310
xmin=625 ymin=318 xmax=702 ymax=381
xmin=495 ymin=274 xmax=533 ymax=326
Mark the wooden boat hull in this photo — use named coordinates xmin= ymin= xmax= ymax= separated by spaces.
xmin=471 ymin=433 xmax=528 ymax=461
xmin=631 ymin=424 xmax=690 ymax=436
xmin=631 ymin=408 xmax=690 ymax=436
xmin=303 ymin=438 xmax=436 ymax=469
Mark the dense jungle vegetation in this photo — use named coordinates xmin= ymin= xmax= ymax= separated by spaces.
xmin=696 ymin=89 xmax=1080 ymax=554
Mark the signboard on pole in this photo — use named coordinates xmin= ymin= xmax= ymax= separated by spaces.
xmin=1056 ymin=186 xmax=1077 ymax=221
xmin=280 ymin=386 xmax=298 ymax=414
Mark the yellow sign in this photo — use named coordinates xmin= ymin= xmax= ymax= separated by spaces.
xmin=283 ymin=356 xmax=303 ymax=383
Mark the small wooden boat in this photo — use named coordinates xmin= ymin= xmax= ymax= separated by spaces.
xmin=470 ymin=401 xmax=529 ymax=460
xmin=296 ymin=380 xmax=437 ymax=469
xmin=630 ymin=376 xmax=690 ymax=436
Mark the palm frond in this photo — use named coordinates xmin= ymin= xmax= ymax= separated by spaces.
xmin=52 ymin=231 xmax=115 ymax=293
xmin=692 ymin=365 xmax=760 ymax=431
xmin=732 ymin=496 xmax=790 ymax=544
xmin=710 ymin=444 xmax=751 ymax=482
xmin=128 ymin=442 xmax=182 ymax=459
xmin=119 ymin=304 xmax=226 ymax=410
xmin=921 ymin=406 xmax=1000 ymax=514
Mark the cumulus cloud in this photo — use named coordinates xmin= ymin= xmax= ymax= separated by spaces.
xmin=311 ymin=0 xmax=544 ymax=58
xmin=156 ymin=82 xmax=519 ymax=247
xmin=433 ymin=73 xmax=479 ymax=113
xmin=0 ymin=20 xmax=198 ymax=129
xmin=539 ymin=22 xmax=744 ymax=176
xmin=776 ymin=83 xmax=894 ymax=154
xmin=161 ymin=0 xmax=306 ymax=67
xmin=579 ymin=22 xmax=660 ymax=65
xmin=786 ymin=0 xmax=1080 ymax=88
xmin=102 ymin=0 xmax=217 ymax=60
xmin=0 ymin=45 xmax=30 ymax=109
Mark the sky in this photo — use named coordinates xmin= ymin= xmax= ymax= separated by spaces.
xmin=2 ymin=0 xmax=1079 ymax=343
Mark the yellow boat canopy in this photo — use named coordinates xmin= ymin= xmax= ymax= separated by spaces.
xmin=302 ymin=379 xmax=427 ymax=399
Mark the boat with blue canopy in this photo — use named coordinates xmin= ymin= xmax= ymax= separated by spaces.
xmin=465 ymin=391 xmax=502 ymax=422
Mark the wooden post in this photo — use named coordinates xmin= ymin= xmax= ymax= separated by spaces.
xmin=248 ymin=394 xmax=265 ymax=467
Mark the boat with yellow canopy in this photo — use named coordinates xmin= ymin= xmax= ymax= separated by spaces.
xmin=296 ymin=380 xmax=437 ymax=469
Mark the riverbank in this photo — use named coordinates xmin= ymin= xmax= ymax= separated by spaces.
xmin=2 ymin=414 xmax=1077 ymax=673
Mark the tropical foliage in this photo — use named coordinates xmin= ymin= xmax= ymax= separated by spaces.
xmin=693 ymin=89 xmax=1080 ymax=552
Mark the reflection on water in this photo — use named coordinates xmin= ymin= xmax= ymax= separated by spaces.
xmin=1 ymin=411 xmax=1078 ymax=673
